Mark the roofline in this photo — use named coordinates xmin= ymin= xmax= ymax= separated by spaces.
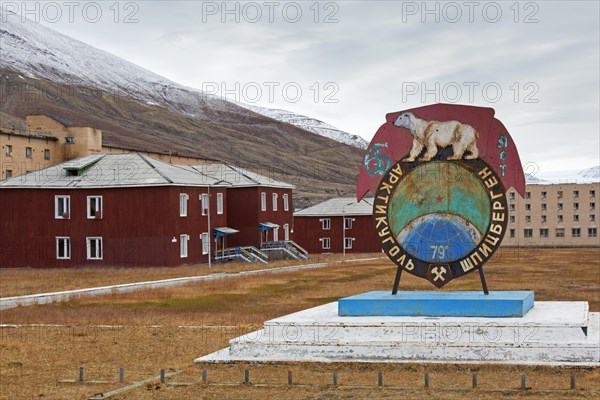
xmin=293 ymin=212 xmax=372 ymax=217
xmin=0 ymin=183 xmax=230 ymax=190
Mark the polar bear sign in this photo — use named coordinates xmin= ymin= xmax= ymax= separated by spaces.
xmin=357 ymin=104 xmax=526 ymax=292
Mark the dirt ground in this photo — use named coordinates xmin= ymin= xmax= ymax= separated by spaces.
xmin=0 ymin=248 xmax=598 ymax=399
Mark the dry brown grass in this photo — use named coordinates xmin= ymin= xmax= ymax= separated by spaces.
xmin=0 ymin=248 xmax=598 ymax=399
xmin=0 ymin=253 xmax=378 ymax=297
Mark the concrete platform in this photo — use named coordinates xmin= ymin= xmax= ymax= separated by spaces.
xmin=338 ymin=291 xmax=534 ymax=317
xmin=195 ymin=301 xmax=600 ymax=366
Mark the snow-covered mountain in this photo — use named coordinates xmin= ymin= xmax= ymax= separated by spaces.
xmin=237 ymin=104 xmax=368 ymax=149
xmin=0 ymin=8 xmax=365 ymax=148
xmin=527 ymin=166 xmax=600 ymax=184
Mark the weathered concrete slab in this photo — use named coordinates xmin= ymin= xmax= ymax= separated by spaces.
xmin=195 ymin=301 xmax=599 ymax=366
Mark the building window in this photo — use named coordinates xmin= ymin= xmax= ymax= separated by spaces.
xmin=510 ymin=229 xmax=515 ymax=238
xmin=574 ymin=203 xmax=579 ymax=211
xmin=591 ymin=214 xmax=596 ymax=222
xmin=201 ymin=232 xmax=210 ymax=255
xmin=44 ymin=149 xmax=50 ymax=160
xmin=524 ymin=229 xmax=533 ymax=238
xmin=510 ymin=215 xmax=515 ymax=223
xmin=321 ymin=238 xmax=330 ymax=250
xmin=541 ymin=203 xmax=547 ymax=212
xmin=509 ymin=191 xmax=515 ymax=200
xmin=590 ymin=203 xmax=596 ymax=211
xmin=344 ymin=217 xmax=353 ymax=229
xmin=556 ymin=228 xmax=565 ymax=238
xmin=86 ymin=237 xmax=103 ymax=260
xmin=557 ymin=191 xmax=563 ymax=199
xmin=5 ymin=170 xmax=12 ymax=179
xmin=558 ymin=203 xmax=563 ymax=211
xmin=261 ymin=192 xmax=266 ymax=211
xmin=56 ymin=237 xmax=71 ymax=259
xmin=283 ymin=194 xmax=289 ymax=211
xmin=591 ymin=190 xmax=596 ymax=198
xmin=321 ymin=218 xmax=331 ymax=230
xmin=87 ymin=196 xmax=103 ymax=219
xmin=589 ymin=228 xmax=598 ymax=238
xmin=541 ymin=191 xmax=547 ymax=199
xmin=509 ymin=204 xmax=515 ymax=211
xmin=574 ymin=190 xmax=579 ymax=199
xmin=25 ymin=147 xmax=32 ymax=159
xmin=55 ymin=195 xmax=70 ymax=219
xmin=525 ymin=215 xmax=531 ymax=223
xmin=272 ymin=193 xmax=278 ymax=211
xmin=216 ymin=193 xmax=224 ymax=214
xmin=539 ymin=229 xmax=548 ymax=238
xmin=572 ymin=228 xmax=581 ymax=238
xmin=5 ymin=145 xmax=12 ymax=157
xmin=558 ymin=215 xmax=563 ymax=223
xmin=180 ymin=193 xmax=189 ymax=216
xmin=525 ymin=192 xmax=531 ymax=200
xmin=201 ymin=194 xmax=209 ymax=215
xmin=541 ymin=215 xmax=547 ymax=223
xmin=180 ymin=234 xmax=189 ymax=258
xmin=66 ymin=137 xmax=75 ymax=144
xmin=344 ymin=237 xmax=353 ymax=249
xmin=574 ymin=215 xmax=579 ymax=222
xmin=525 ymin=204 xmax=531 ymax=212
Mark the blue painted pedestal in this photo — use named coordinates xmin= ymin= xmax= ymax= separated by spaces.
xmin=338 ymin=291 xmax=534 ymax=317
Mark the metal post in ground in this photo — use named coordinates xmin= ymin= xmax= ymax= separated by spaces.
xmin=378 ymin=371 xmax=383 ymax=387
xmin=571 ymin=371 xmax=576 ymax=390
xmin=202 ymin=368 xmax=207 ymax=385
xmin=119 ymin=367 xmax=124 ymax=383
xmin=333 ymin=370 xmax=338 ymax=386
xmin=424 ymin=371 xmax=430 ymax=389
xmin=160 ymin=369 xmax=165 ymax=384
xmin=79 ymin=367 xmax=84 ymax=382
xmin=472 ymin=372 xmax=477 ymax=389
xmin=244 ymin=369 xmax=250 ymax=385
xmin=520 ymin=373 xmax=526 ymax=391
xmin=288 ymin=370 xmax=293 ymax=385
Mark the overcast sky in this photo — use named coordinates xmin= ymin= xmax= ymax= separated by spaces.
xmin=27 ymin=0 xmax=600 ymax=172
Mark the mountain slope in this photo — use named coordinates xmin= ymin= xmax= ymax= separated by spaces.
xmin=0 ymin=7 xmax=363 ymax=148
xmin=0 ymin=8 xmax=368 ymax=206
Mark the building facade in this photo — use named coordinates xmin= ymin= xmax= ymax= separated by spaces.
xmin=293 ymin=198 xmax=381 ymax=254
xmin=503 ymin=183 xmax=599 ymax=246
xmin=1 ymin=115 xmax=215 ymax=180
xmin=0 ymin=154 xmax=295 ymax=268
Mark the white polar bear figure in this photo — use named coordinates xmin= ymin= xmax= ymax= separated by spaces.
xmin=393 ymin=112 xmax=479 ymax=162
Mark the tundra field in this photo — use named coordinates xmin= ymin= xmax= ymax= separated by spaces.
xmin=0 ymin=248 xmax=598 ymax=399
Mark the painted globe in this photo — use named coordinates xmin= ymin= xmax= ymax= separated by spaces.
xmin=397 ymin=213 xmax=481 ymax=262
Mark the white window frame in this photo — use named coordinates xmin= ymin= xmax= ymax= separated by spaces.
xmin=283 ymin=223 xmax=290 ymax=241
xmin=321 ymin=237 xmax=330 ymax=250
xmin=56 ymin=237 xmax=71 ymax=259
xmin=86 ymin=237 xmax=103 ymax=260
xmin=283 ymin=194 xmax=289 ymax=211
xmin=344 ymin=237 xmax=354 ymax=249
xmin=572 ymin=228 xmax=581 ymax=238
xmin=589 ymin=228 xmax=597 ymax=238
xmin=44 ymin=149 xmax=50 ymax=160
xmin=25 ymin=146 xmax=32 ymax=159
xmin=272 ymin=193 xmax=278 ymax=211
xmin=180 ymin=193 xmax=189 ymax=217
xmin=87 ymin=196 xmax=103 ymax=219
xmin=344 ymin=217 xmax=353 ymax=230
xmin=201 ymin=194 xmax=209 ymax=216
xmin=321 ymin=218 xmax=331 ymax=230
xmin=180 ymin=234 xmax=189 ymax=258
xmin=261 ymin=192 xmax=266 ymax=211
xmin=55 ymin=195 xmax=70 ymax=219
xmin=5 ymin=144 xmax=12 ymax=157
xmin=201 ymin=232 xmax=210 ymax=255
xmin=216 ymin=192 xmax=224 ymax=215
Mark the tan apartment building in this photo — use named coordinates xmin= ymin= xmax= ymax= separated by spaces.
xmin=504 ymin=183 xmax=599 ymax=246
xmin=0 ymin=114 xmax=213 ymax=179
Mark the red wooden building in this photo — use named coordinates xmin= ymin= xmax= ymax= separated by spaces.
xmin=292 ymin=197 xmax=381 ymax=254
xmin=0 ymin=154 xmax=296 ymax=268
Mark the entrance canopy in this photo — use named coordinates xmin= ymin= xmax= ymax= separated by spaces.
xmin=213 ymin=227 xmax=240 ymax=237
xmin=258 ymin=222 xmax=279 ymax=231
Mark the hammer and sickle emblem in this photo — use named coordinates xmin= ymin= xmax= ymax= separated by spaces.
xmin=431 ymin=266 xmax=447 ymax=281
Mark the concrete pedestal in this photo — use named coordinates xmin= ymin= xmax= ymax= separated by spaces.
xmin=195 ymin=301 xmax=600 ymax=366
